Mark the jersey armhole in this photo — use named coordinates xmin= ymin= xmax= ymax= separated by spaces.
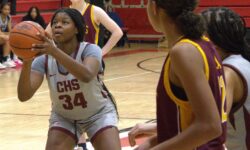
xmin=45 ymin=55 xmax=48 ymax=78
xmin=224 ymin=64 xmax=248 ymax=114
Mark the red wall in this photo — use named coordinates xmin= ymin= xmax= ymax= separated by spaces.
xmin=59 ymin=0 xmax=250 ymax=39
xmin=111 ymin=0 xmax=250 ymax=39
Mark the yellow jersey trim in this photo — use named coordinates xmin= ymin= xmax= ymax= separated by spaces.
xmin=202 ymin=36 xmax=210 ymax=42
xmin=81 ymin=3 xmax=90 ymax=15
xmin=179 ymin=39 xmax=210 ymax=80
xmin=90 ymin=5 xmax=100 ymax=44
xmin=163 ymin=38 xmax=210 ymax=107
xmin=163 ymin=38 xmax=210 ymax=130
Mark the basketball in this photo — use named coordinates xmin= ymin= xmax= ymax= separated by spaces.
xmin=9 ymin=21 xmax=45 ymax=59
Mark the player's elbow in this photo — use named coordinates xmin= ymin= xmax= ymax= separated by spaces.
xmin=209 ymin=122 xmax=222 ymax=138
xmin=202 ymin=120 xmax=222 ymax=140
xmin=80 ymin=77 xmax=93 ymax=83
xmin=113 ymin=28 xmax=123 ymax=40
xmin=117 ymin=28 xmax=123 ymax=38
xmin=18 ymin=94 xmax=30 ymax=102
xmin=79 ymin=73 xmax=95 ymax=83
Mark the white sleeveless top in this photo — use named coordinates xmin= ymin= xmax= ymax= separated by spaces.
xmin=223 ymin=55 xmax=250 ymax=150
xmin=46 ymin=42 xmax=109 ymax=120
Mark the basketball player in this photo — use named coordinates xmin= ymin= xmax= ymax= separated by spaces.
xmin=202 ymin=7 xmax=250 ymax=150
xmin=46 ymin=0 xmax=123 ymax=56
xmin=132 ymin=0 xmax=226 ymax=149
xmin=130 ymin=6 xmax=250 ymax=150
xmin=17 ymin=8 xmax=121 ymax=150
xmin=64 ymin=1 xmax=123 ymax=149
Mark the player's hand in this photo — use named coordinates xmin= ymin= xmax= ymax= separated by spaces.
xmin=31 ymin=32 xmax=57 ymax=55
xmin=128 ymin=123 xmax=157 ymax=146
xmin=134 ymin=140 xmax=152 ymax=150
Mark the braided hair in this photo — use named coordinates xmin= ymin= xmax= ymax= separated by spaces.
xmin=155 ymin=0 xmax=205 ymax=39
xmin=201 ymin=7 xmax=250 ymax=62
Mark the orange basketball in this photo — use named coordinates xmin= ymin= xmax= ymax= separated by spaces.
xmin=9 ymin=21 xmax=45 ymax=59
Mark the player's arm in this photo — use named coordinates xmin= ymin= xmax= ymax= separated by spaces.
xmin=151 ymin=43 xmax=222 ymax=150
xmin=32 ymin=34 xmax=100 ymax=83
xmin=7 ymin=17 xmax=11 ymax=34
xmin=17 ymin=60 xmax=44 ymax=102
xmin=224 ymin=66 xmax=235 ymax=114
xmin=224 ymin=66 xmax=244 ymax=114
xmin=94 ymin=6 xmax=123 ymax=56
xmin=128 ymin=122 xmax=157 ymax=146
xmin=53 ymin=49 xmax=100 ymax=83
xmin=135 ymin=135 xmax=158 ymax=150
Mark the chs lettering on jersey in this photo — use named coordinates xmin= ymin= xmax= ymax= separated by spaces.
xmin=57 ymin=79 xmax=80 ymax=93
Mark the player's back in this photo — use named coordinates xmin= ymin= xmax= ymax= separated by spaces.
xmin=156 ymin=37 xmax=226 ymax=150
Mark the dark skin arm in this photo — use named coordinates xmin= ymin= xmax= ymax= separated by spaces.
xmin=17 ymin=60 xmax=44 ymax=102
xmin=31 ymin=33 xmax=100 ymax=83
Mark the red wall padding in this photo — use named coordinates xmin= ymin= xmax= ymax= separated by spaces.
xmin=16 ymin=0 xmax=61 ymax=12
xmin=61 ymin=0 xmax=70 ymax=7
xmin=112 ymin=0 xmax=121 ymax=5
xmin=115 ymin=8 xmax=159 ymax=35
xmin=199 ymin=0 xmax=250 ymax=6
xmin=124 ymin=0 xmax=141 ymax=5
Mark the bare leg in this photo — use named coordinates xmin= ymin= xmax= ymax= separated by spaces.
xmin=92 ymin=127 xmax=121 ymax=150
xmin=3 ymin=40 xmax=10 ymax=57
xmin=0 ymin=35 xmax=10 ymax=57
xmin=46 ymin=128 xmax=76 ymax=150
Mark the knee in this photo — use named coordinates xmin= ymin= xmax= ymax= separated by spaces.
xmin=46 ymin=145 xmax=72 ymax=150
xmin=46 ymin=141 xmax=74 ymax=150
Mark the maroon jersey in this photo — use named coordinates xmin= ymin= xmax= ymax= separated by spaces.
xmin=156 ymin=37 xmax=227 ymax=149
xmin=82 ymin=4 xmax=99 ymax=44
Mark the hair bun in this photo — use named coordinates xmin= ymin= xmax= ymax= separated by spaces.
xmin=176 ymin=10 xmax=205 ymax=39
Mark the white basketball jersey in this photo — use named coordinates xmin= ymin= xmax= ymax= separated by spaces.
xmin=46 ymin=42 xmax=110 ymax=120
xmin=223 ymin=55 xmax=250 ymax=150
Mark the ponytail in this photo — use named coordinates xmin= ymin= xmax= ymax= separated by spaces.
xmin=155 ymin=0 xmax=205 ymax=39
xmin=176 ymin=10 xmax=206 ymax=39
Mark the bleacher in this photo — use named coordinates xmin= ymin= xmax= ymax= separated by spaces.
xmin=12 ymin=0 xmax=62 ymax=26
xmin=9 ymin=0 xmax=250 ymax=41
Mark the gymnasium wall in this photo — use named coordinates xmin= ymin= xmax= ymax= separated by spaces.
xmin=12 ymin=0 xmax=250 ymax=41
xmin=109 ymin=0 xmax=250 ymax=40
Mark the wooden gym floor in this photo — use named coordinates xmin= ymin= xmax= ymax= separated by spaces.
xmin=0 ymin=43 xmax=167 ymax=150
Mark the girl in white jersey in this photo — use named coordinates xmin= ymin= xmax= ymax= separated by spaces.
xmin=17 ymin=8 xmax=121 ymax=150
xmin=202 ymin=7 xmax=250 ymax=150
